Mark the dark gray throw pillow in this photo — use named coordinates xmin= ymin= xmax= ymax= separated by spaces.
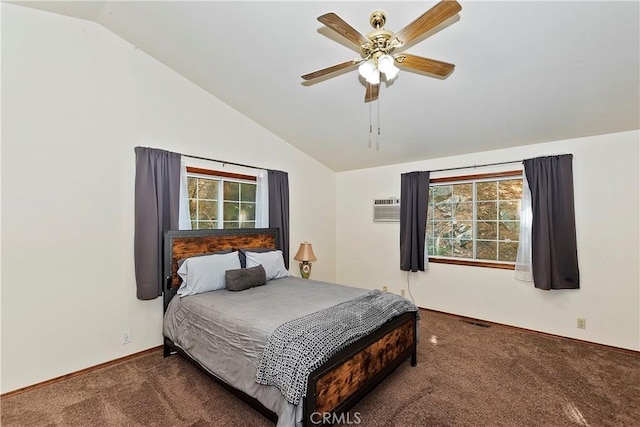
xmin=225 ymin=265 xmax=267 ymax=291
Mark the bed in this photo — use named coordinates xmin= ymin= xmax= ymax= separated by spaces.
xmin=162 ymin=228 xmax=418 ymax=426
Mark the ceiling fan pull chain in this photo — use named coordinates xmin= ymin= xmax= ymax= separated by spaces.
xmin=377 ymin=98 xmax=381 ymax=151
xmin=368 ymin=103 xmax=373 ymax=148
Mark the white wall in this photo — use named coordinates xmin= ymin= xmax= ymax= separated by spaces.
xmin=337 ymin=130 xmax=640 ymax=351
xmin=1 ymin=4 xmax=336 ymax=393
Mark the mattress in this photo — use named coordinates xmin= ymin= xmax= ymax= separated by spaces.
xmin=163 ymin=276 xmax=370 ymax=427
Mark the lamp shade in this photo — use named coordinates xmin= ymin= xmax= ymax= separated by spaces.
xmin=366 ymin=69 xmax=381 ymax=85
xmin=358 ymin=59 xmax=376 ymax=80
xmin=383 ymin=65 xmax=399 ymax=81
xmin=377 ymin=54 xmax=395 ymax=73
xmin=293 ymin=241 xmax=317 ymax=262
xmin=378 ymin=54 xmax=399 ymax=81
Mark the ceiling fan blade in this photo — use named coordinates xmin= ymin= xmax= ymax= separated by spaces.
xmin=393 ymin=0 xmax=462 ymax=47
xmin=301 ymin=59 xmax=358 ymax=80
xmin=365 ymin=83 xmax=379 ymax=103
xmin=396 ymin=53 xmax=455 ymax=77
xmin=318 ymin=12 xmax=370 ymax=48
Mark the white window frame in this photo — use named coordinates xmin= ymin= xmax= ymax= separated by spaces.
xmin=187 ymin=168 xmax=258 ymax=230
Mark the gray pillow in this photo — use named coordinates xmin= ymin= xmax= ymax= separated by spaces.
xmin=177 ymin=252 xmax=241 ymax=296
xmin=225 ymin=265 xmax=267 ymax=292
xmin=239 ymin=247 xmax=275 ymax=268
xmin=245 ymin=250 xmax=289 ymax=280
xmin=177 ymin=249 xmax=233 ymax=269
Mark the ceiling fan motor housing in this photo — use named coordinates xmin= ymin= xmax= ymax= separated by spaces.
xmin=363 ymin=30 xmax=395 ymax=61
xmin=361 ymin=10 xmax=399 ymax=62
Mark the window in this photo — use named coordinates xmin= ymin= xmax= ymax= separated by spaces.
xmin=426 ymin=171 xmax=522 ymax=269
xmin=187 ymin=167 xmax=257 ymax=229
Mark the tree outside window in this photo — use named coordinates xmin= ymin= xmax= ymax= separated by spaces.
xmin=187 ymin=172 xmax=257 ymax=230
xmin=427 ymin=173 xmax=522 ymax=268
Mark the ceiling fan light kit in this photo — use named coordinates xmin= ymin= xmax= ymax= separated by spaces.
xmin=358 ymin=53 xmax=399 ymax=84
xmin=302 ymin=0 xmax=462 ymax=103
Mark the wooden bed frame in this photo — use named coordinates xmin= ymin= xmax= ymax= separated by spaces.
xmin=162 ymin=228 xmax=418 ymax=426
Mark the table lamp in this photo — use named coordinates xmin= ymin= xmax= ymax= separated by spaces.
xmin=294 ymin=241 xmax=317 ymax=279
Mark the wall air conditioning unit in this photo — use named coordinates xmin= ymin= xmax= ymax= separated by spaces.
xmin=373 ymin=197 xmax=400 ymax=222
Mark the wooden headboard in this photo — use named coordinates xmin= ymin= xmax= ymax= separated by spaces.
xmin=162 ymin=228 xmax=279 ymax=311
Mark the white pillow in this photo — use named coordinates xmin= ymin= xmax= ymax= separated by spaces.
xmin=177 ymin=252 xmax=241 ymax=296
xmin=245 ymin=250 xmax=289 ymax=280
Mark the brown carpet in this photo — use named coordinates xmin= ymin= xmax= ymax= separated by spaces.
xmin=2 ymin=309 xmax=639 ymax=427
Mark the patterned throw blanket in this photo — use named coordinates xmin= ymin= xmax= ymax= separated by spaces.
xmin=255 ymin=290 xmax=418 ymax=405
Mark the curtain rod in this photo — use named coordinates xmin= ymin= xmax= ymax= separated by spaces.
xmin=181 ymin=153 xmax=264 ymax=171
xmin=185 ymin=153 xmax=522 ymax=174
xmin=430 ymin=159 xmax=523 ymax=173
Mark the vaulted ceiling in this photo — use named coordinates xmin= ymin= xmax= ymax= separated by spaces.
xmin=16 ymin=1 xmax=640 ymax=171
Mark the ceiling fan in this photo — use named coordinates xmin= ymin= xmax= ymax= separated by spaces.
xmin=301 ymin=0 xmax=462 ymax=103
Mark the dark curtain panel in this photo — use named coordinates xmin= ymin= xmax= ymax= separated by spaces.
xmin=268 ymin=170 xmax=290 ymax=269
xmin=524 ymin=154 xmax=580 ymax=290
xmin=134 ymin=147 xmax=181 ymax=300
xmin=400 ymin=171 xmax=430 ymax=272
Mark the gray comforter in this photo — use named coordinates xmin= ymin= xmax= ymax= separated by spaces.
xmin=163 ymin=277 xmax=416 ymax=427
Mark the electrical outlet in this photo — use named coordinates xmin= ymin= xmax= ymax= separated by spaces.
xmin=382 ymin=285 xmax=388 ymax=292
xmin=401 ymin=289 xmax=406 ymax=297
xmin=577 ymin=318 xmax=586 ymax=329
xmin=121 ymin=330 xmax=131 ymax=345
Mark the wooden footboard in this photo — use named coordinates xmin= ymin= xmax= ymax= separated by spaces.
xmin=304 ymin=311 xmax=418 ymax=425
